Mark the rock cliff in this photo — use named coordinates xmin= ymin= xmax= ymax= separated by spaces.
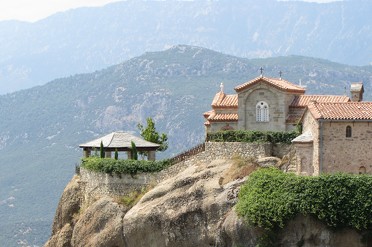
xmin=45 ymin=159 xmax=369 ymax=247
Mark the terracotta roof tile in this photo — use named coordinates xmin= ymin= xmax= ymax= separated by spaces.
xmin=203 ymin=110 xmax=214 ymax=118
xmin=211 ymin=92 xmax=238 ymax=108
xmin=208 ymin=113 xmax=238 ymax=122
xmin=308 ymin=102 xmax=372 ymax=120
xmin=286 ymin=113 xmax=304 ymax=124
xmin=290 ymin=95 xmax=350 ymax=107
xmin=235 ymin=76 xmax=305 ymax=94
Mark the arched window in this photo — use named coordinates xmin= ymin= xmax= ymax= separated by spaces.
xmin=359 ymin=166 xmax=366 ymax=174
xmin=256 ymin=101 xmax=269 ymax=122
xmin=346 ymin=126 xmax=352 ymax=138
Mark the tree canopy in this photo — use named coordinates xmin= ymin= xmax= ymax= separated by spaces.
xmin=137 ymin=117 xmax=168 ymax=152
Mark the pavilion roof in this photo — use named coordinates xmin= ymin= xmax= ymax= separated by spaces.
xmin=79 ymin=131 xmax=160 ymax=149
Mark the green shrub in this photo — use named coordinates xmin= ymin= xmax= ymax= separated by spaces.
xmin=236 ymin=168 xmax=372 ymax=230
xmin=206 ymin=130 xmax=298 ymax=144
xmin=81 ymin=157 xmax=171 ymax=175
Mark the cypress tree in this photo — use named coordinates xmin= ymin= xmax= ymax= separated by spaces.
xmin=100 ymin=141 xmax=105 ymax=158
xmin=131 ymin=141 xmax=138 ymax=160
xmin=114 ymin=149 xmax=119 ymax=160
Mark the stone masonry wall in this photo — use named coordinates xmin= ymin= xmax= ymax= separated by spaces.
xmin=80 ymin=142 xmax=288 ymax=200
xmin=321 ymin=121 xmax=372 ymax=174
xmin=80 ymin=168 xmax=157 ymax=203
xmin=237 ymin=83 xmax=299 ymax=132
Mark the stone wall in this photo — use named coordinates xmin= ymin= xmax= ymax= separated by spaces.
xmin=80 ymin=142 xmax=290 ymax=200
xmin=80 ymin=168 xmax=157 ymax=203
xmin=321 ymin=121 xmax=372 ymax=174
xmin=302 ymin=110 xmax=320 ymax=175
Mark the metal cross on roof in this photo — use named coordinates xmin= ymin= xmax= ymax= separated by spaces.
xmin=260 ymin=67 xmax=264 ymax=77
xmin=279 ymin=71 xmax=282 ymax=79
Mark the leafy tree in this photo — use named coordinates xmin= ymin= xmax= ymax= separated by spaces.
xmin=100 ymin=140 xmax=105 ymax=158
xmin=131 ymin=141 xmax=138 ymax=160
xmin=137 ymin=117 xmax=168 ymax=152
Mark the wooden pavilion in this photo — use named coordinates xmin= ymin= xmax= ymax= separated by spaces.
xmin=79 ymin=131 xmax=160 ymax=161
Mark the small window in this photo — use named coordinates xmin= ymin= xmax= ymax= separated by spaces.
xmin=346 ymin=126 xmax=352 ymax=138
xmin=221 ymin=124 xmax=234 ymax=131
xmin=359 ymin=166 xmax=366 ymax=174
xmin=256 ymin=101 xmax=269 ymax=122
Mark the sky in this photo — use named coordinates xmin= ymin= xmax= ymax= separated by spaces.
xmin=0 ymin=0 xmax=342 ymax=22
xmin=0 ymin=0 xmax=122 ymax=22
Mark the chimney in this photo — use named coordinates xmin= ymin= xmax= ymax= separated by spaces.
xmin=350 ymin=82 xmax=364 ymax=102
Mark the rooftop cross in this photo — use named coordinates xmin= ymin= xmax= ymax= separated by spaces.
xmin=260 ymin=67 xmax=264 ymax=77
xmin=279 ymin=71 xmax=282 ymax=79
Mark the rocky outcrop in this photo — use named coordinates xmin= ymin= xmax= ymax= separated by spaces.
xmin=71 ymin=197 xmax=126 ymax=247
xmin=45 ymin=159 xmax=370 ymax=247
xmin=123 ymin=159 xmax=244 ymax=247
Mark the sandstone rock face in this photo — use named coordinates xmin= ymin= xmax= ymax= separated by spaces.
xmin=278 ymin=214 xmax=367 ymax=247
xmin=123 ymin=159 xmax=243 ymax=247
xmin=71 ymin=197 xmax=126 ymax=247
xmin=45 ymin=160 xmax=369 ymax=247
xmin=51 ymin=175 xmax=83 ymax=235
xmin=44 ymin=175 xmax=82 ymax=247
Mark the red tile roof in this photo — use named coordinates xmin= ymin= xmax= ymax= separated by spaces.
xmin=308 ymin=102 xmax=372 ymax=120
xmin=235 ymin=76 xmax=305 ymax=94
xmin=203 ymin=110 xmax=213 ymax=118
xmin=286 ymin=111 xmax=305 ymax=124
xmin=290 ymin=95 xmax=350 ymax=107
xmin=208 ymin=113 xmax=238 ymax=122
xmin=211 ymin=92 xmax=238 ymax=108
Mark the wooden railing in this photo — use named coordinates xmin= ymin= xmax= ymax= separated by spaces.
xmin=169 ymin=142 xmax=205 ymax=165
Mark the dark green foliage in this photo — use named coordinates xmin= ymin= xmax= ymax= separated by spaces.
xmin=130 ymin=141 xmax=138 ymax=160
xmin=138 ymin=117 xmax=168 ymax=152
xmin=81 ymin=157 xmax=171 ymax=175
xmin=114 ymin=149 xmax=119 ymax=160
xmin=236 ymin=168 xmax=372 ymax=230
xmin=100 ymin=141 xmax=105 ymax=158
xmin=206 ymin=130 xmax=299 ymax=144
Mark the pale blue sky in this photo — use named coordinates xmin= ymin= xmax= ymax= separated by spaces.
xmin=0 ymin=0 xmax=121 ymax=22
xmin=0 ymin=0 xmax=342 ymax=22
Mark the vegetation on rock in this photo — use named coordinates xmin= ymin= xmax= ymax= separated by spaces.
xmin=236 ymin=168 xmax=372 ymax=230
xmin=81 ymin=157 xmax=171 ymax=175
xmin=206 ymin=130 xmax=299 ymax=144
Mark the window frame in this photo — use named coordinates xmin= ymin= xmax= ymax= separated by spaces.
xmin=346 ymin=125 xmax=352 ymax=138
xmin=256 ymin=101 xmax=269 ymax=122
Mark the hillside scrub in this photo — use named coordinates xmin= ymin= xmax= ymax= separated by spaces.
xmin=81 ymin=157 xmax=171 ymax=175
xmin=236 ymin=168 xmax=372 ymax=230
xmin=206 ymin=130 xmax=298 ymax=144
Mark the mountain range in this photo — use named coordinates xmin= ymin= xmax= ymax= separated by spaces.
xmin=0 ymin=0 xmax=372 ymax=94
xmin=0 ymin=45 xmax=372 ymax=246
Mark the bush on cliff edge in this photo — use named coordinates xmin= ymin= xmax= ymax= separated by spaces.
xmin=206 ymin=130 xmax=298 ymax=144
xmin=81 ymin=157 xmax=171 ymax=175
xmin=236 ymin=168 xmax=372 ymax=230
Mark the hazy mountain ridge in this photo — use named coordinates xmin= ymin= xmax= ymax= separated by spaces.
xmin=0 ymin=0 xmax=371 ymax=93
xmin=1 ymin=45 xmax=372 ymax=246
